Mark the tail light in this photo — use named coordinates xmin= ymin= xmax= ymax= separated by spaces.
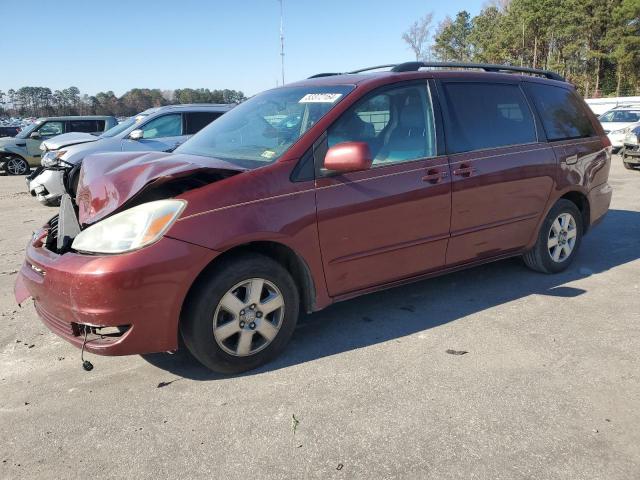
xmin=601 ymin=134 xmax=612 ymax=148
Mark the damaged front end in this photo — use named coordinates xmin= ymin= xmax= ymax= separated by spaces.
xmin=14 ymin=150 xmax=231 ymax=355
xmin=44 ymin=151 xmax=245 ymax=254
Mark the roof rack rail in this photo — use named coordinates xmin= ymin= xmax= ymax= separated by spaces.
xmin=390 ymin=61 xmax=565 ymax=81
xmin=308 ymin=65 xmax=397 ymax=79
xmin=308 ymin=62 xmax=565 ymax=82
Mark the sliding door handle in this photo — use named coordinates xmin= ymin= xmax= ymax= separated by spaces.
xmin=453 ymin=164 xmax=476 ymax=177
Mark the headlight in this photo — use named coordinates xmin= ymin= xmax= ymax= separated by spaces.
xmin=71 ymin=200 xmax=186 ymax=254
xmin=625 ymin=132 xmax=639 ymax=145
xmin=611 ymin=126 xmax=632 ymax=135
xmin=41 ymin=150 xmax=66 ymax=167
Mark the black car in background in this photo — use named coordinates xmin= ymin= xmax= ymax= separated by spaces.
xmin=0 ymin=126 xmax=21 ymax=137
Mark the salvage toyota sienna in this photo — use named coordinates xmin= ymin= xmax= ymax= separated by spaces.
xmin=15 ymin=62 xmax=612 ymax=373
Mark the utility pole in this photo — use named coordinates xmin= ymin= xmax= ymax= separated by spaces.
xmin=279 ymin=0 xmax=285 ymax=86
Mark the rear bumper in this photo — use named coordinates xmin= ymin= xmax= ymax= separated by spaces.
xmin=588 ymin=181 xmax=613 ymax=228
xmin=15 ymin=227 xmax=219 ymax=355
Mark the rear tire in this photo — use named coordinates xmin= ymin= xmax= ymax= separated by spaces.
xmin=180 ymin=253 xmax=299 ymax=374
xmin=4 ymin=155 xmax=29 ymax=175
xmin=523 ymin=199 xmax=583 ymax=274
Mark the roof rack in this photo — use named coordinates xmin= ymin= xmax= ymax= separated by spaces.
xmin=308 ymin=65 xmax=397 ymax=79
xmin=308 ymin=62 xmax=565 ymax=82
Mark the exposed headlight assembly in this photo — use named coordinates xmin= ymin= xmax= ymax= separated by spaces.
xmin=72 ymin=200 xmax=186 ymax=254
xmin=41 ymin=150 xmax=67 ymax=167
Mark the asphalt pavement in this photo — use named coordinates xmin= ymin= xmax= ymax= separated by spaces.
xmin=1 ymin=157 xmax=638 ymax=479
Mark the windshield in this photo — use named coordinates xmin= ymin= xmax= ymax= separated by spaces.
xmin=176 ymin=85 xmax=354 ymax=168
xmin=100 ymin=114 xmax=147 ymax=138
xmin=599 ymin=110 xmax=640 ymax=123
xmin=16 ymin=122 xmax=41 ymax=139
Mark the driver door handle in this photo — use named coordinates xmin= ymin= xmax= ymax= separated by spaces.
xmin=422 ymin=169 xmax=448 ymax=184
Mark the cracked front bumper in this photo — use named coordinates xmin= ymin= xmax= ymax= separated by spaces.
xmin=15 ymin=226 xmax=219 ymax=355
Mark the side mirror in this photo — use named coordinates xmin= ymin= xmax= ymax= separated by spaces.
xmin=323 ymin=142 xmax=372 ymax=173
xmin=30 ymin=131 xmax=41 ymax=139
xmin=129 ymin=129 xmax=144 ymax=140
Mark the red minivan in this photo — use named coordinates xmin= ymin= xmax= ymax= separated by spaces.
xmin=15 ymin=63 xmax=612 ymax=373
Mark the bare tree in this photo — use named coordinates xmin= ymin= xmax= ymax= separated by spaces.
xmin=402 ymin=12 xmax=434 ymax=61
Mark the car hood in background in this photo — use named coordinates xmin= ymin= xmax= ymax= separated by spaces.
xmin=41 ymin=132 xmax=99 ymax=151
xmin=0 ymin=137 xmax=23 ymax=149
xmin=75 ymin=151 xmax=246 ymax=225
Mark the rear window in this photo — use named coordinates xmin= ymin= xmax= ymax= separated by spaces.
xmin=441 ymin=82 xmax=537 ymax=154
xmin=527 ymin=84 xmax=595 ymax=141
xmin=184 ymin=111 xmax=223 ymax=135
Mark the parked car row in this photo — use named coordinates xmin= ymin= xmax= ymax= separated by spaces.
xmin=597 ymin=105 xmax=640 ymax=153
xmin=0 ymin=116 xmax=117 ymax=175
xmin=25 ymin=104 xmax=231 ymax=205
xmin=14 ymin=62 xmax=613 ymax=374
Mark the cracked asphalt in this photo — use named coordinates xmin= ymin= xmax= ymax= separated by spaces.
xmin=1 ymin=157 xmax=639 ymax=479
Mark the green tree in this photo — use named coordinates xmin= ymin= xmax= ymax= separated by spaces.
xmin=433 ymin=11 xmax=473 ymax=62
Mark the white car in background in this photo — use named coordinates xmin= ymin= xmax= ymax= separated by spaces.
xmin=598 ymin=106 xmax=640 ymax=152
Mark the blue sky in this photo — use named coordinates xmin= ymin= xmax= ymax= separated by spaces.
xmin=2 ymin=0 xmax=484 ymax=96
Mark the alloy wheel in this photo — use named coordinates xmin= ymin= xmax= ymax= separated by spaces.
xmin=6 ymin=157 xmax=28 ymax=175
xmin=213 ymin=278 xmax=285 ymax=356
xmin=547 ymin=212 xmax=577 ymax=263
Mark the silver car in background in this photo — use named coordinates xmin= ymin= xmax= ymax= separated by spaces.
xmin=28 ymin=104 xmax=233 ymax=205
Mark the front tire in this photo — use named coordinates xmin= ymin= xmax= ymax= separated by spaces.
xmin=4 ymin=155 xmax=29 ymax=175
xmin=180 ymin=253 xmax=299 ymax=374
xmin=523 ymin=199 xmax=583 ymax=274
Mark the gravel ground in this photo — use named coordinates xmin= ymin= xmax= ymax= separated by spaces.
xmin=1 ymin=158 xmax=639 ymax=479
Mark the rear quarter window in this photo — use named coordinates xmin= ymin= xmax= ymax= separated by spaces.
xmin=68 ymin=120 xmax=99 ymax=133
xmin=441 ymin=82 xmax=537 ymax=154
xmin=184 ymin=111 xmax=224 ymax=135
xmin=527 ymin=84 xmax=596 ymax=141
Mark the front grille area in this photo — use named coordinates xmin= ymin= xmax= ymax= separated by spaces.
xmin=44 ymin=215 xmax=59 ymax=253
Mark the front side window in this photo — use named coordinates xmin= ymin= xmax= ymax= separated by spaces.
xmin=442 ymin=82 xmax=537 ymax=154
xmin=38 ymin=121 xmax=64 ymax=137
xmin=141 ymin=114 xmax=183 ymax=139
xmin=327 ymin=84 xmax=437 ymax=165
xmin=176 ymin=86 xmax=354 ymax=168
xmin=527 ymin=84 xmax=596 ymax=141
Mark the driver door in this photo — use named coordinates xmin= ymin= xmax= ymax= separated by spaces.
xmin=315 ymin=82 xmax=451 ymax=296
xmin=122 ymin=113 xmax=184 ymax=152
xmin=26 ymin=121 xmax=65 ymax=161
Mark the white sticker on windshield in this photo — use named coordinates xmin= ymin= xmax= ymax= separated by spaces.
xmin=299 ymin=93 xmax=343 ymax=104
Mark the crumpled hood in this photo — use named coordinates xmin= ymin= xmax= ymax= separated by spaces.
xmin=76 ymin=151 xmax=246 ymax=225
xmin=41 ymin=132 xmax=99 ymax=151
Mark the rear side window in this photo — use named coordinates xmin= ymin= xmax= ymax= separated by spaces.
xmin=441 ymin=82 xmax=537 ymax=154
xmin=184 ymin=112 xmax=223 ymax=135
xmin=68 ymin=120 xmax=99 ymax=133
xmin=527 ymin=84 xmax=595 ymax=141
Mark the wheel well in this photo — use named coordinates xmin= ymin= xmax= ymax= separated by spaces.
xmin=560 ymin=191 xmax=590 ymax=233
xmin=188 ymin=241 xmax=316 ymax=315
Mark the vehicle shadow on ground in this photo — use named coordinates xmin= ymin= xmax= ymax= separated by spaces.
xmin=141 ymin=208 xmax=640 ymax=380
